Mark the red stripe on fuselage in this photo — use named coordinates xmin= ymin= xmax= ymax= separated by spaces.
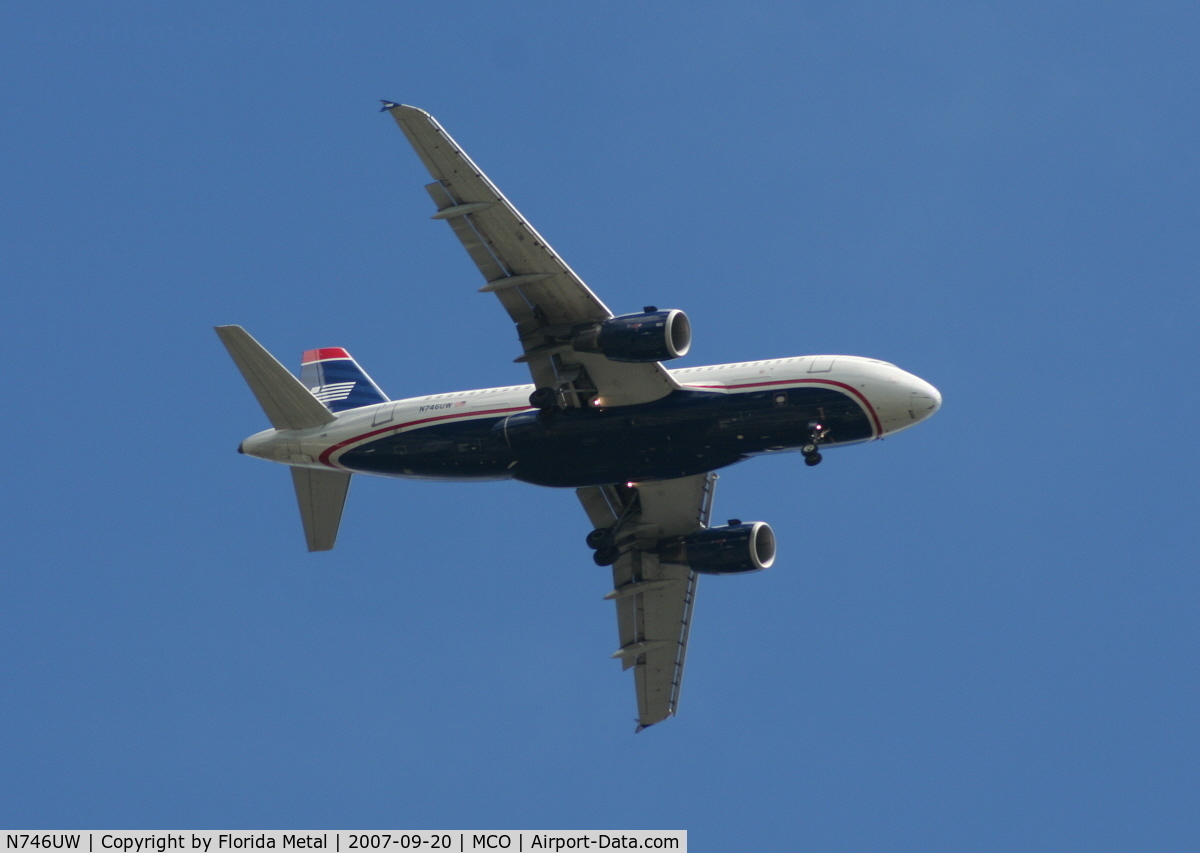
xmin=685 ymin=378 xmax=884 ymax=437
xmin=318 ymin=405 xmax=530 ymax=468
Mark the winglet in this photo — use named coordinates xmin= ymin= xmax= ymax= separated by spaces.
xmin=380 ymin=100 xmax=399 ymax=111
xmin=215 ymin=325 xmax=335 ymax=431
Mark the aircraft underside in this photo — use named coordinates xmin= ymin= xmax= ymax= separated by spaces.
xmin=337 ymin=386 xmax=874 ymax=487
xmin=216 ymin=103 xmax=942 ymax=730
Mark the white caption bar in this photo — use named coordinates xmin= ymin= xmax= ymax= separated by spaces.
xmin=2 ymin=833 xmax=685 ymax=853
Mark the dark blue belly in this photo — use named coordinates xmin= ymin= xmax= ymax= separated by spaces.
xmin=338 ymin=387 xmax=872 ymax=487
xmin=337 ymin=414 xmax=516 ymax=481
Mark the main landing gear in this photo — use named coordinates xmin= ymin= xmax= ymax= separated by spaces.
xmin=802 ymin=421 xmax=828 ymax=467
xmin=586 ymin=527 xmax=619 ymax=566
xmin=529 ymin=387 xmax=563 ymax=424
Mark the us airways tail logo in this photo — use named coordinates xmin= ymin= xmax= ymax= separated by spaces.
xmin=310 ymin=381 xmax=356 ymax=403
xmin=299 ymin=346 xmax=388 ymax=413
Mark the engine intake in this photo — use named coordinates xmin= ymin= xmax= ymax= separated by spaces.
xmin=573 ymin=309 xmax=691 ymax=363
xmin=673 ymin=521 xmax=776 ymax=574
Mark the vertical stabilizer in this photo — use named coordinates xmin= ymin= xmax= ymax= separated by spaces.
xmin=300 ymin=348 xmax=390 ymax=413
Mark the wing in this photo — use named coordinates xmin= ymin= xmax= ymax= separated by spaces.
xmin=383 ymin=103 xmax=680 ymax=407
xmin=577 ymin=473 xmax=718 ymax=730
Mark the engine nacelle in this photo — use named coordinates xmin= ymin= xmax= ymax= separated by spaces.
xmin=573 ymin=309 xmax=691 ymax=363
xmin=672 ymin=521 xmax=776 ymax=575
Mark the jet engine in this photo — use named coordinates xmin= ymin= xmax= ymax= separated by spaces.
xmin=664 ymin=521 xmax=776 ymax=574
xmin=572 ymin=308 xmax=691 ymax=363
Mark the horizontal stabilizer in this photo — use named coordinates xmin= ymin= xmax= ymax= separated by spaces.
xmin=291 ymin=467 xmax=351 ymax=552
xmin=215 ymin=326 xmax=335 ymax=430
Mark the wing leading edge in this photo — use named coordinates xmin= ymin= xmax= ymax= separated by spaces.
xmin=382 ymin=103 xmax=680 ymax=407
xmin=577 ymin=473 xmax=717 ymax=730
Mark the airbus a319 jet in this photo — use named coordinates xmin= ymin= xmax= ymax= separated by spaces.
xmin=217 ymin=103 xmax=941 ymax=730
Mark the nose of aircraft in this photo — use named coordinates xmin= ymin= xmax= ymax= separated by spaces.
xmin=869 ymin=368 xmax=942 ymax=435
xmin=909 ymin=378 xmax=941 ymax=421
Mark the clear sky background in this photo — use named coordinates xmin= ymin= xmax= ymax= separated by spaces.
xmin=3 ymin=2 xmax=1198 ymax=849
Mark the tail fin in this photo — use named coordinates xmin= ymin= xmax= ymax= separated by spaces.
xmin=300 ymin=348 xmax=389 ymax=413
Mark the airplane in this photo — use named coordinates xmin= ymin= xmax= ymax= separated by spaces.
xmin=216 ymin=103 xmax=942 ymax=731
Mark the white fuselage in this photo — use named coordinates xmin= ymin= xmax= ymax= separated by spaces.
xmin=240 ymin=355 xmax=940 ymax=483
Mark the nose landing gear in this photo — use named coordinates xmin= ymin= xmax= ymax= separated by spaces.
xmin=802 ymin=421 xmax=827 ymax=467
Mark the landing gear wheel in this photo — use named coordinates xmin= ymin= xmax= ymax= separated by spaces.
xmin=585 ymin=528 xmax=614 ymax=550
xmin=529 ymin=387 xmax=558 ymax=408
xmin=804 ymin=452 xmax=823 ymax=466
xmin=593 ymin=546 xmax=620 ymax=566
xmin=801 ymin=443 xmax=818 ymax=455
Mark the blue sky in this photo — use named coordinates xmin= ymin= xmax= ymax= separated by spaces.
xmin=3 ymin=2 xmax=1198 ymax=849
